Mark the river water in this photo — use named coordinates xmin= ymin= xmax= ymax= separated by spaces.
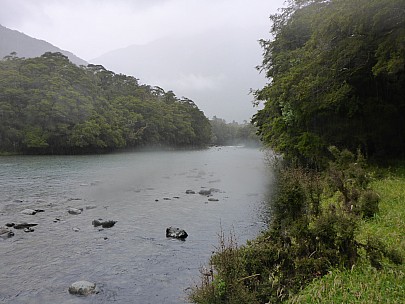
xmin=0 ymin=146 xmax=273 ymax=304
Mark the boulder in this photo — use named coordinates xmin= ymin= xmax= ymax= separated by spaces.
xmin=68 ymin=208 xmax=82 ymax=215
xmin=68 ymin=280 xmax=98 ymax=296
xmin=21 ymin=209 xmax=37 ymax=215
xmin=0 ymin=227 xmax=14 ymax=238
xmin=166 ymin=227 xmax=188 ymax=239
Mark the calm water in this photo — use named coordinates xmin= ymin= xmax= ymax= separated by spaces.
xmin=0 ymin=146 xmax=274 ymax=304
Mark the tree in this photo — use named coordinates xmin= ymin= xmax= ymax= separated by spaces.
xmin=253 ymin=0 xmax=405 ymax=166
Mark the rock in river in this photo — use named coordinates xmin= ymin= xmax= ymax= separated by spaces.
xmin=13 ymin=222 xmax=38 ymax=229
xmin=92 ymin=220 xmax=116 ymax=228
xmin=0 ymin=227 xmax=14 ymax=238
xmin=68 ymin=280 xmax=98 ymax=296
xmin=166 ymin=227 xmax=188 ymax=239
xmin=198 ymin=189 xmax=211 ymax=196
xmin=21 ymin=209 xmax=37 ymax=215
xmin=68 ymin=207 xmax=83 ymax=215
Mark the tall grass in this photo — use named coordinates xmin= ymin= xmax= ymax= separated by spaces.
xmin=287 ymin=165 xmax=405 ymax=303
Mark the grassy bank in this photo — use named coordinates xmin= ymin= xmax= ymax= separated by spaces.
xmin=288 ymin=165 xmax=405 ymax=303
xmin=189 ymin=151 xmax=404 ymax=303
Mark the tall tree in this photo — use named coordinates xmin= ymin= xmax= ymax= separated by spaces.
xmin=253 ymin=0 xmax=405 ymax=166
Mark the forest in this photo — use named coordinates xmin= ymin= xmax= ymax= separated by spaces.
xmin=210 ymin=116 xmax=260 ymax=147
xmin=0 ymin=52 xmax=212 ymax=154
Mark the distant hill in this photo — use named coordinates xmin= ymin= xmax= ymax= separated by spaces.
xmin=91 ymin=29 xmax=267 ymax=122
xmin=0 ymin=24 xmax=87 ymax=66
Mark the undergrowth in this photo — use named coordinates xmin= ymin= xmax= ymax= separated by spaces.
xmin=188 ymin=147 xmax=404 ymax=303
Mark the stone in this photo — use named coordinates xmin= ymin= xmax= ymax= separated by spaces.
xmin=13 ymin=222 xmax=38 ymax=229
xmin=21 ymin=209 xmax=37 ymax=215
xmin=198 ymin=189 xmax=211 ymax=196
xmin=208 ymin=198 xmax=219 ymax=202
xmin=0 ymin=227 xmax=14 ymax=238
xmin=166 ymin=227 xmax=188 ymax=239
xmin=68 ymin=280 xmax=98 ymax=296
xmin=24 ymin=227 xmax=34 ymax=233
xmin=185 ymin=190 xmax=195 ymax=194
xmin=68 ymin=208 xmax=82 ymax=215
xmin=72 ymin=227 xmax=80 ymax=232
xmin=92 ymin=220 xmax=116 ymax=228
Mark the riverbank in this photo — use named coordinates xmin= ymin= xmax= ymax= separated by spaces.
xmin=287 ymin=164 xmax=405 ymax=303
xmin=189 ymin=152 xmax=404 ymax=303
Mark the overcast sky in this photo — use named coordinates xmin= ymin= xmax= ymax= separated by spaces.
xmin=0 ymin=0 xmax=286 ymax=122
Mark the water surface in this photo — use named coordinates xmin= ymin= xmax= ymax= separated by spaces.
xmin=0 ymin=147 xmax=273 ymax=303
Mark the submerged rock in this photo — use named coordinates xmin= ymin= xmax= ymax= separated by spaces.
xmin=166 ymin=227 xmax=188 ymax=239
xmin=68 ymin=208 xmax=82 ymax=215
xmin=21 ymin=209 xmax=37 ymax=215
xmin=0 ymin=227 xmax=14 ymax=238
xmin=13 ymin=222 xmax=38 ymax=229
xmin=68 ymin=280 xmax=98 ymax=296
xmin=198 ymin=189 xmax=211 ymax=196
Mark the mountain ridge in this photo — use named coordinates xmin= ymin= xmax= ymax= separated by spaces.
xmin=0 ymin=24 xmax=87 ymax=66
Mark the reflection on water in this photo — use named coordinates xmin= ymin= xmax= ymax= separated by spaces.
xmin=0 ymin=147 xmax=274 ymax=304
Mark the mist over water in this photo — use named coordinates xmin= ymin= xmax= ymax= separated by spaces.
xmin=0 ymin=147 xmax=274 ymax=303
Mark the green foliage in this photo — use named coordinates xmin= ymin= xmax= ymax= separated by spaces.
xmin=0 ymin=52 xmax=212 ymax=154
xmin=189 ymin=231 xmax=258 ymax=304
xmin=253 ymin=0 xmax=405 ymax=166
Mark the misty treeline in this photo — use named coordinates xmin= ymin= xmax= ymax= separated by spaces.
xmin=210 ymin=116 xmax=260 ymax=146
xmin=253 ymin=0 xmax=405 ymax=167
xmin=0 ymin=52 xmax=211 ymax=154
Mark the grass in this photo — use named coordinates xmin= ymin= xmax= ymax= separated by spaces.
xmin=287 ymin=165 xmax=405 ymax=304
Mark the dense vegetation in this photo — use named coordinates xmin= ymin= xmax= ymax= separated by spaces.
xmin=253 ymin=0 xmax=405 ymax=167
xmin=190 ymin=0 xmax=404 ymax=303
xmin=0 ymin=52 xmax=212 ymax=154
xmin=210 ymin=116 xmax=260 ymax=146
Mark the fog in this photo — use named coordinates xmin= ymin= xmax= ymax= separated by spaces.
xmin=0 ymin=0 xmax=285 ymax=122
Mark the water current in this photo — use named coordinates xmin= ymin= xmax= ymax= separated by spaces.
xmin=0 ymin=146 xmax=274 ymax=303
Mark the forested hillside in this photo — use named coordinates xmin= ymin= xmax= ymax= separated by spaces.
xmin=0 ymin=52 xmax=212 ymax=154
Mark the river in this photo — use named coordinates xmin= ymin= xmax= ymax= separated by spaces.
xmin=0 ymin=146 xmax=274 ymax=304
